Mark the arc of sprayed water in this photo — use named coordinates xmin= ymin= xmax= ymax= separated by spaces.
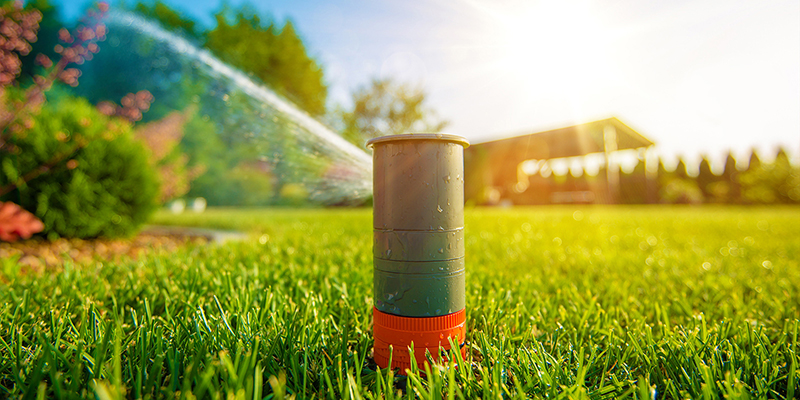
xmin=107 ymin=11 xmax=373 ymax=170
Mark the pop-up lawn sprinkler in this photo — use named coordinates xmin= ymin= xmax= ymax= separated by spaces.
xmin=367 ymin=133 xmax=469 ymax=371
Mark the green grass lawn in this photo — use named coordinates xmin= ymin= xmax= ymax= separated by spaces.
xmin=1 ymin=206 xmax=798 ymax=399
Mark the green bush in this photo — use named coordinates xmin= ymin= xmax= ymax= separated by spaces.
xmin=0 ymin=94 xmax=159 ymax=239
xmin=190 ymin=162 xmax=275 ymax=207
xmin=659 ymin=177 xmax=704 ymax=204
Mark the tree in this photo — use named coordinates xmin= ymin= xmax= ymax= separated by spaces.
xmin=17 ymin=0 xmax=61 ymax=83
xmin=739 ymin=147 xmax=800 ymax=204
xmin=706 ymin=151 xmax=740 ymax=204
xmin=340 ymin=78 xmax=449 ymax=147
xmin=745 ymin=148 xmax=761 ymax=172
xmin=205 ymin=9 xmax=327 ymax=115
xmin=696 ymin=155 xmax=715 ymax=201
xmin=656 ymin=158 xmax=669 ymax=179
xmin=674 ymin=158 xmax=689 ymax=179
xmin=72 ymin=11 xmax=206 ymax=123
xmin=771 ymin=148 xmax=799 ymax=204
xmin=134 ymin=0 xmax=200 ymax=39
xmin=657 ymin=156 xmax=702 ymax=204
xmin=722 ymin=152 xmax=739 ymax=201
xmin=2 ymin=0 xmax=107 ymax=178
xmin=619 ymin=160 xmax=647 ymax=204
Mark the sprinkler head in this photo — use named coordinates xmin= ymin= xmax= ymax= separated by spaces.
xmin=368 ymin=133 xmax=469 ymax=372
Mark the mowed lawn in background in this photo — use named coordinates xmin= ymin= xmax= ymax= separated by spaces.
xmin=1 ymin=207 xmax=798 ymax=399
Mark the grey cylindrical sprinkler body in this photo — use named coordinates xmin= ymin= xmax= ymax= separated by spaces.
xmin=368 ymin=133 xmax=469 ymax=371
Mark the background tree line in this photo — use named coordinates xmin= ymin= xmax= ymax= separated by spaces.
xmin=474 ymin=147 xmax=800 ymax=206
xmin=655 ymin=147 xmax=800 ymax=205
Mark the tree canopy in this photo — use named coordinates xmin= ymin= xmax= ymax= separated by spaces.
xmin=134 ymin=0 xmax=200 ymax=39
xmin=121 ymin=2 xmax=329 ymax=116
xmin=205 ymin=9 xmax=328 ymax=116
xmin=339 ymin=78 xmax=449 ymax=148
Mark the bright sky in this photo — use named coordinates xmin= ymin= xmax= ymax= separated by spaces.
xmin=55 ymin=0 xmax=800 ymax=168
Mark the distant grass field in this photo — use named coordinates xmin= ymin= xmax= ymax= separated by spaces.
xmin=1 ymin=206 xmax=798 ymax=399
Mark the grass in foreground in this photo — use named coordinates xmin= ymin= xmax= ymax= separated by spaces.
xmin=1 ymin=206 xmax=798 ymax=399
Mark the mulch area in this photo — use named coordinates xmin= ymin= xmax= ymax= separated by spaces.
xmin=0 ymin=231 xmax=209 ymax=272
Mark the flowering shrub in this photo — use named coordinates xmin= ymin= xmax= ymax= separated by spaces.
xmin=0 ymin=1 xmax=159 ymax=239
xmin=1 ymin=1 xmax=106 ymax=135
xmin=1 ymin=92 xmax=158 ymax=238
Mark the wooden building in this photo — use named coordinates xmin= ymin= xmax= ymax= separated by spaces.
xmin=464 ymin=117 xmax=655 ymax=205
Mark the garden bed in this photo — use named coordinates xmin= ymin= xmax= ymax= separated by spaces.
xmin=0 ymin=225 xmax=245 ymax=272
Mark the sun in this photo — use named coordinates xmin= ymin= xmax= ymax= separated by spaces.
xmin=486 ymin=1 xmax=616 ymax=99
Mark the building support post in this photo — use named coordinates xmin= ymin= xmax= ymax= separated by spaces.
xmin=644 ymin=145 xmax=657 ymax=203
xmin=603 ymin=124 xmax=620 ymax=204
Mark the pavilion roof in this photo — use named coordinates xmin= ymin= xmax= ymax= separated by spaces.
xmin=469 ymin=117 xmax=654 ymax=161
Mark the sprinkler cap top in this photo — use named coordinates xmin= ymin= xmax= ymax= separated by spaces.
xmin=366 ymin=133 xmax=469 ymax=149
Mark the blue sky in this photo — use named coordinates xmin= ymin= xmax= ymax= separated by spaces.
xmin=52 ymin=0 xmax=800 ymax=168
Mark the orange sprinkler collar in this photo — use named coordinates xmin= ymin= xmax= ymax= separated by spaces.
xmin=373 ymin=308 xmax=466 ymax=372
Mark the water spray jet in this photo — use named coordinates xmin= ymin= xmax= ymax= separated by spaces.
xmin=368 ymin=133 xmax=469 ymax=371
xmin=88 ymin=12 xmax=373 ymax=206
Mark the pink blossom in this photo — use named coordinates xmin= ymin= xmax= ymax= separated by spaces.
xmin=34 ymin=53 xmax=51 ymax=68
xmin=58 ymin=28 xmax=72 ymax=43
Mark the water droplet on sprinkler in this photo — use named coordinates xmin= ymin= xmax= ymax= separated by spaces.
xmin=438 ymin=248 xmax=444 ymax=254
xmin=437 ymin=205 xmax=443 ymax=213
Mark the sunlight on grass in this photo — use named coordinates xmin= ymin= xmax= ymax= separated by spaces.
xmin=1 ymin=206 xmax=798 ymax=398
